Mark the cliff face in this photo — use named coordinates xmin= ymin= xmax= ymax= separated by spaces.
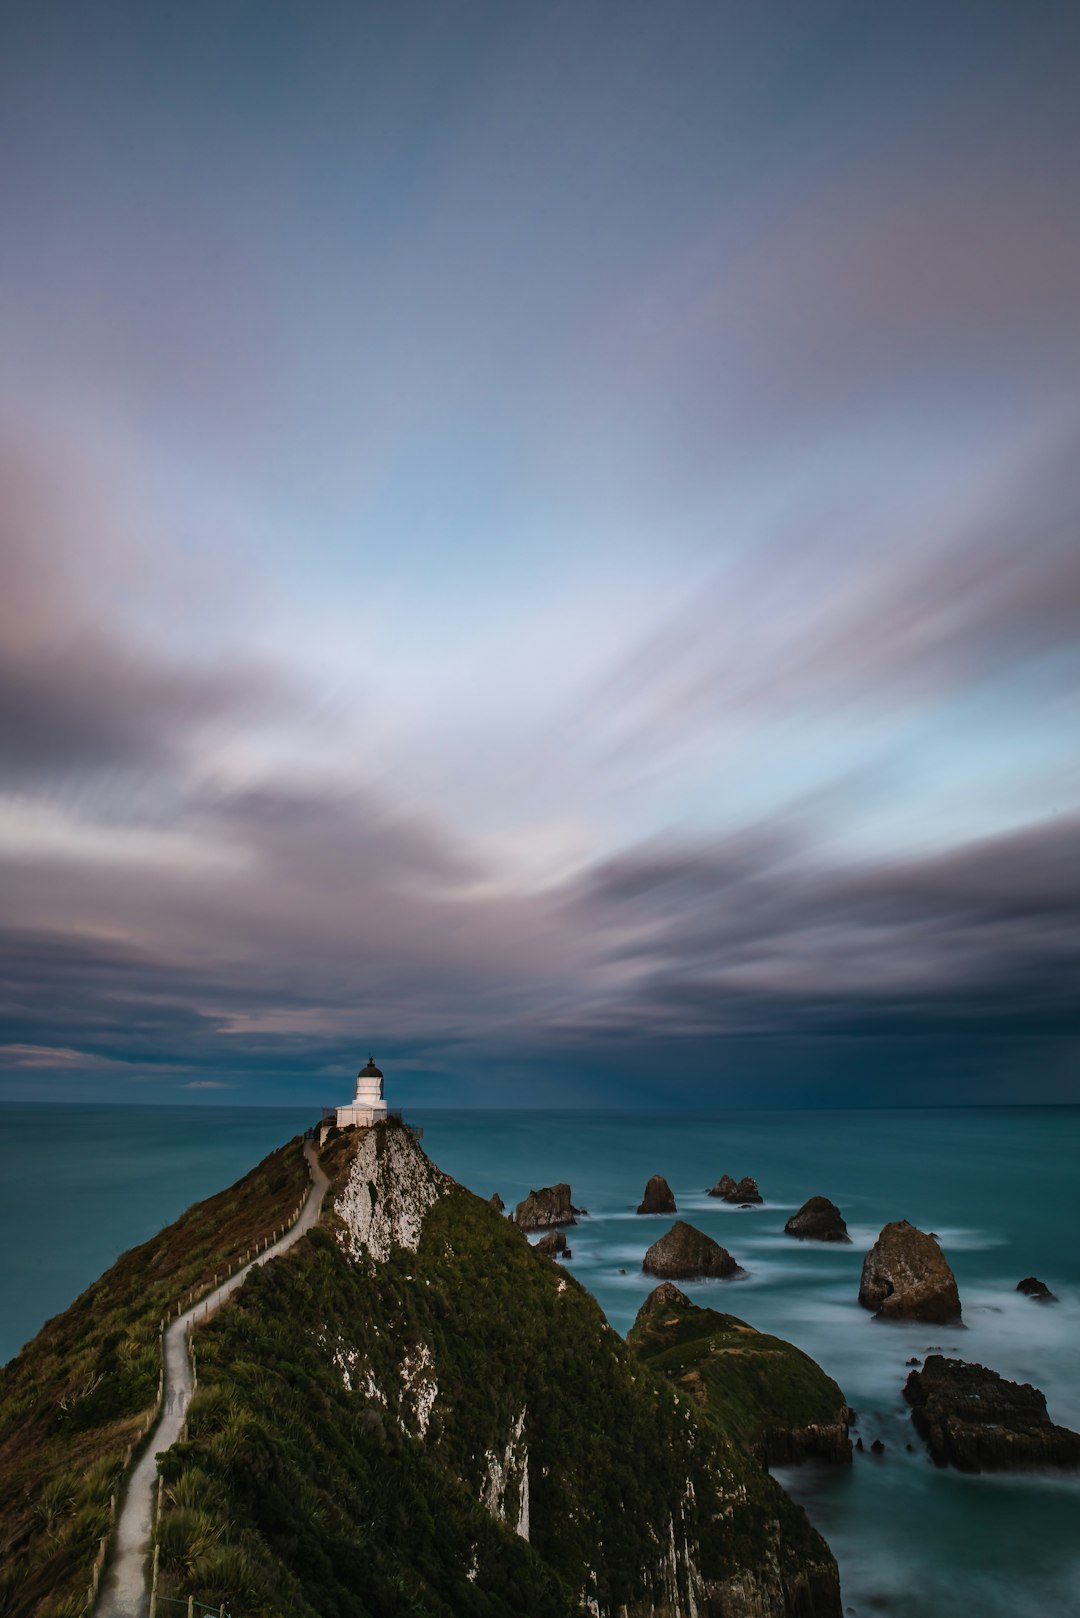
xmin=154 ymin=1120 xmax=840 ymax=1618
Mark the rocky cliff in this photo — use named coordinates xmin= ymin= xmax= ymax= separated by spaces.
xmin=158 ymin=1120 xmax=842 ymax=1617
xmin=2 ymin=1122 xmax=844 ymax=1618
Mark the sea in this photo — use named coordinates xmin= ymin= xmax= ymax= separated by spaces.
xmin=2 ymin=1102 xmax=1078 ymax=1618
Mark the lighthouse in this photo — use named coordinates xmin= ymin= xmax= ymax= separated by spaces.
xmin=334 ymin=1056 xmax=389 ymax=1129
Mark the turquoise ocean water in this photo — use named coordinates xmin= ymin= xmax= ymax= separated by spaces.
xmin=2 ymin=1103 xmax=1078 ymax=1617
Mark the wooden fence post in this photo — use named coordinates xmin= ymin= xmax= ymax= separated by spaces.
xmin=149 ymin=1542 xmax=160 ymax=1617
xmin=188 ymin=1595 xmax=195 ymax=1618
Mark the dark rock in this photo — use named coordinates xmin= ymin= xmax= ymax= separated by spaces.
xmin=858 ymin=1221 xmax=962 ymax=1325
xmin=707 ymin=1174 xmax=763 ymax=1203
xmin=904 ymin=1355 xmax=1080 ymax=1472
xmin=785 ymin=1196 xmax=851 ymax=1243
xmin=870 ymin=1439 xmax=885 ymax=1456
xmin=906 ymin=1443 xmax=914 ymax=1452
xmin=855 ymin=1437 xmax=864 ymax=1451
xmin=642 ymin=1220 xmax=744 ymax=1281
xmin=906 ymin=1357 xmax=920 ymax=1366
xmin=536 ymin=1230 xmax=569 ymax=1258
xmin=616 ymin=1268 xmax=626 ymax=1275
xmin=637 ymin=1174 xmax=677 ymax=1215
xmin=1017 ymin=1276 xmax=1057 ymax=1303
xmin=513 ymin=1183 xmax=581 ymax=1231
xmin=489 ymin=1192 xmax=505 ymax=1214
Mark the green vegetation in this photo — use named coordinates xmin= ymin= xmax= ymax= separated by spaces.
xmin=153 ymin=1124 xmax=841 ymax=1616
xmin=628 ymin=1283 xmax=851 ymax=1466
xmin=0 ymin=1138 xmax=309 ymax=1618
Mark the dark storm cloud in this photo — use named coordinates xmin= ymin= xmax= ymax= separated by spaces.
xmin=572 ymin=815 xmax=1080 ymax=1042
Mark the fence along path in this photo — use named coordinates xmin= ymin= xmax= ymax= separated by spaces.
xmin=93 ymin=1141 xmax=330 ymax=1618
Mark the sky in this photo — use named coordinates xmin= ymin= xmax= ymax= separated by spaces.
xmin=1 ymin=0 xmax=1078 ymax=1108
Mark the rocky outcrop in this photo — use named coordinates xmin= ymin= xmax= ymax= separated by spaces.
xmin=858 ymin=1220 xmax=962 ymax=1324
xmin=636 ymin=1174 xmax=677 ymax=1214
xmin=630 ymin=1284 xmax=852 ymax=1468
xmin=489 ymin=1192 xmax=505 ymax=1214
xmin=335 ymin=1121 xmax=451 ymax=1262
xmin=708 ymin=1174 xmax=763 ymax=1204
xmin=512 ymin=1183 xmax=580 ymax=1231
xmin=784 ymin=1196 xmax=851 ymax=1243
xmin=535 ymin=1230 xmax=570 ymax=1259
xmin=642 ymin=1220 xmax=743 ymax=1280
xmin=904 ymin=1356 xmax=1080 ymax=1472
xmin=1017 ymin=1275 xmax=1057 ymax=1302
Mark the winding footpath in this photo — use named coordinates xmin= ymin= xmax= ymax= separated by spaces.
xmin=95 ymin=1141 xmax=329 ymax=1618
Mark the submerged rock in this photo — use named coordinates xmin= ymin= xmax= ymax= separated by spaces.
xmin=785 ymin=1196 xmax=851 ymax=1243
xmin=535 ymin=1229 xmax=571 ymax=1259
xmin=513 ymin=1183 xmax=580 ymax=1231
xmin=636 ymin=1174 xmax=677 ymax=1214
xmin=1016 ymin=1276 xmax=1057 ymax=1303
xmin=642 ymin=1220 xmax=743 ymax=1280
xmin=858 ymin=1220 xmax=962 ymax=1324
xmin=629 ymin=1283 xmax=852 ymax=1468
xmin=904 ymin=1356 xmax=1080 ymax=1472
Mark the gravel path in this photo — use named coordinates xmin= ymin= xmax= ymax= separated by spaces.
xmin=95 ymin=1140 xmax=329 ymax=1618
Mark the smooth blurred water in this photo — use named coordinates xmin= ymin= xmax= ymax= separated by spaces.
xmin=3 ymin=1103 xmax=1078 ymax=1617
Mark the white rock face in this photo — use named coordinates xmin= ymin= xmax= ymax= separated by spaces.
xmin=335 ymin=1124 xmax=450 ymax=1263
xmin=401 ymin=1340 xmax=438 ymax=1438
xmin=481 ymin=1405 xmax=530 ymax=1541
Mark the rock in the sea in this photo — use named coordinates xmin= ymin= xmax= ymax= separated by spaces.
xmin=513 ymin=1183 xmax=580 ymax=1231
xmin=1016 ymin=1275 xmax=1057 ymax=1303
xmin=858 ymin=1220 xmax=962 ymax=1324
xmin=629 ymin=1283 xmax=852 ymax=1467
xmin=707 ymin=1174 xmax=763 ymax=1203
xmin=904 ymin=1355 xmax=1080 ymax=1472
xmin=870 ymin=1439 xmax=885 ymax=1456
xmin=784 ymin=1196 xmax=851 ymax=1243
xmin=489 ymin=1192 xmax=505 ymax=1214
xmin=637 ymin=1174 xmax=677 ymax=1214
xmin=642 ymin=1220 xmax=743 ymax=1280
xmin=536 ymin=1229 xmax=570 ymax=1259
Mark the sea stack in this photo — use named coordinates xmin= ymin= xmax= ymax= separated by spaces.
xmin=642 ymin=1220 xmax=743 ymax=1280
xmin=637 ymin=1174 xmax=677 ymax=1214
xmin=784 ymin=1197 xmax=851 ymax=1243
xmin=859 ymin=1220 xmax=962 ymax=1324
xmin=513 ymin=1183 xmax=580 ymax=1231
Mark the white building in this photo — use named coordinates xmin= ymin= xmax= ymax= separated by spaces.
xmin=335 ymin=1055 xmax=389 ymax=1129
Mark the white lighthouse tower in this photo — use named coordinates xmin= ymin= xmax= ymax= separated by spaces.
xmin=335 ymin=1055 xmax=389 ymax=1129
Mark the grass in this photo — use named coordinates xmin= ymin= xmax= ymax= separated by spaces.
xmin=0 ymin=1137 xmax=310 ymax=1618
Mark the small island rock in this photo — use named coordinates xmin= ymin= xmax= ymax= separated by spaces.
xmin=858 ymin=1220 xmax=962 ymax=1325
xmin=1016 ymin=1276 xmax=1057 ymax=1303
xmin=904 ymin=1356 xmax=1080 ymax=1471
xmin=784 ymin=1196 xmax=851 ymax=1243
xmin=637 ymin=1174 xmax=677 ymax=1215
xmin=536 ymin=1230 xmax=571 ymax=1259
xmin=707 ymin=1174 xmax=763 ymax=1204
xmin=642 ymin=1220 xmax=743 ymax=1280
xmin=513 ymin=1183 xmax=580 ymax=1231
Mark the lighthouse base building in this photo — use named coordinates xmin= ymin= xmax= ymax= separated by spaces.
xmin=335 ymin=1056 xmax=388 ymax=1129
